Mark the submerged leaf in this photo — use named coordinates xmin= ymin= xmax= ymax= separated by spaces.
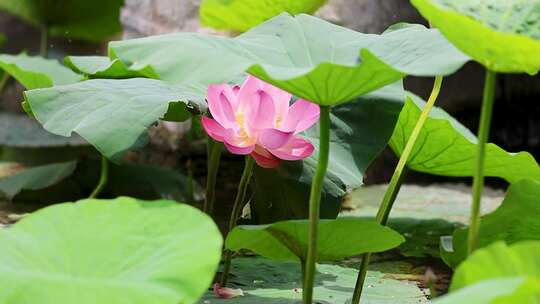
xmin=23 ymin=78 xmax=207 ymax=160
xmin=411 ymin=0 xmax=540 ymax=74
xmin=0 ymin=161 xmax=76 ymax=199
xmin=442 ymin=179 xmax=540 ymax=268
xmin=0 ymin=53 xmax=82 ymax=89
xmin=226 ymin=218 xmax=404 ymax=262
xmin=106 ymin=14 xmax=469 ymax=105
xmin=390 ymin=96 xmax=540 ymax=183
xmin=0 ymin=197 xmax=223 ymax=304
xmin=200 ymin=0 xmax=327 ymax=32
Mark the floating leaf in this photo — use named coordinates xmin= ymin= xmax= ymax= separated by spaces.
xmin=435 ymin=241 xmax=540 ymax=303
xmin=443 ymin=179 xmax=540 ymax=268
xmin=64 ymin=56 xmax=154 ymax=79
xmin=106 ymin=14 xmax=469 ymax=105
xmin=24 ymin=78 xmax=207 ymax=160
xmin=411 ymin=0 xmax=540 ymax=74
xmin=390 ymin=96 xmax=540 ymax=184
xmin=0 ymin=0 xmax=124 ymax=42
xmin=251 ymin=82 xmax=405 ymax=222
xmin=199 ymin=257 xmax=429 ymax=303
xmin=0 ymin=161 xmax=76 ymax=199
xmin=0 ymin=53 xmax=82 ymax=89
xmin=0 ymin=197 xmax=223 ymax=304
xmin=200 ymin=0 xmax=327 ymax=32
xmin=226 ymin=218 xmax=404 ymax=262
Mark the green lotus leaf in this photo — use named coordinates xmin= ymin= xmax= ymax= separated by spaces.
xmin=200 ymin=0 xmax=327 ymax=32
xmin=106 ymin=14 xmax=469 ymax=105
xmin=390 ymin=96 xmax=540 ymax=183
xmin=0 ymin=0 xmax=124 ymax=42
xmin=64 ymin=56 xmax=155 ymax=79
xmin=200 ymin=257 xmax=429 ymax=303
xmin=250 ymin=82 xmax=405 ymax=222
xmin=411 ymin=0 xmax=540 ymax=74
xmin=442 ymin=179 xmax=540 ymax=268
xmin=23 ymin=78 xmax=207 ymax=160
xmin=0 ymin=161 xmax=76 ymax=199
xmin=0 ymin=197 xmax=223 ymax=304
xmin=226 ymin=218 xmax=404 ymax=262
xmin=0 ymin=53 xmax=82 ymax=89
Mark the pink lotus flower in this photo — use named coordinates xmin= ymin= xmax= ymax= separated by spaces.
xmin=201 ymin=76 xmax=320 ymax=168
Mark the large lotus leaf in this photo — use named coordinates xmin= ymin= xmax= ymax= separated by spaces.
xmin=0 ymin=53 xmax=81 ymax=89
xmin=0 ymin=112 xmax=87 ymax=148
xmin=199 ymin=0 xmax=327 ymax=32
xmin=226 ymin=218 xmax=404 ymax=262
xmin=443 ymin=179 xmax=540 ymax=268
xmin=0 ymin=0 xmax=123 ymax=42
xmin=64 ymin=56 xmax=154 ymax=79
xmin=434 ymin=277 xmax=540 ymax=304
xmin=250 ymin=82 xmax=405 ymax=222
xmin=199 ymin=257 xmax=429 ymax=303
xmin=390 ymin=96 xmax=540 ymax=184
xmin=105 ymin=14 xmax=469 ymax=105
xmin=0 ymin=197 xmax=223 ymax=304
xmin=23 ymin=78 xmax=207 ymax=160
xmin=0 ymin=161 xmax=76 ymax=199
xmin=411 ymin=0 xmax=540 ymax=74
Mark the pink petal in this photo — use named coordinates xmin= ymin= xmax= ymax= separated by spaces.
xmin=281 ymin=99 xmax=320 ymax=133
xmin=237 ymin=75 xmax=264 ymax=114
xmin=224 ymin=142 xmax=255 ymax=155
xmin=213 ymin=283 xmax=244 ymax=299
xmin=251 ymin=149 xmax=281 ymax=168
xmin=201 ymin=116 xmax=226 ymax=141
xmin=270 ymin=137 xmax=315 ymax=161
xmin=232 ymin=85 xmax=240 ymax=95
xmin=258 ymin=128 xmax=294 ymax=150
xmin=207 ymin=84 xmax=237 ymax=128
xmin=249 ymin=90 xmax=276 ymax=129
xmin=260 ymin=81 xmax=291 ymax=121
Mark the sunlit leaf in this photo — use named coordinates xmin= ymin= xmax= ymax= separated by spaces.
xmin=251 ymin=82 xmax=405 ymax=222
xmin=226 ymin=218 xmax=404 ymax=262
xmin=442 ymin=179 xmax=540 ymax=268
xmin=200 ymin=0 xmax=327 ymax=32
xmin=390 ymin=96 xmax=540 ymax=184
xmin=0 ymin=161 xmax=76 ymax=199
xmin=411 ymin=0 xmax=540 ymax=74
xmin=0 ymin=197 xmax=223 ymax=304
xmin=105 ymin=14 xmax=468 ymax=105
xmin=23 ymin=78 xmax=207 ymax=160
xmin=0 ymin=53 xmax=81 ymax=89
xmin=0 ymin=0 xmax=124 ymax=42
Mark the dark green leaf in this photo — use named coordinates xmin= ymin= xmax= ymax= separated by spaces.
xmin=0 ymin=53 xmax=82 ymax=89
xmin=443 ymin=179 xmax=540 ymax=268
xmin=411 ymin=0 xmax=540 ymax=74
xmin=0 ymin=161 xmax=76 ymax=199
xmin=0 ymin=0 xmax=124 ymax=42
xmin=251 ymin=82 xmax=405 ymax=222
xmin=23 ymin=78 xmax=207 ymax=160
xmin=390 ymin=96 xmax=540 ymax=184
xmin=0 ymin=197 xmax=223 ymax=304
xmin=226 ymin=218 xmax=404 ymax=262
xmin=200 ymin=0 xmax=327 ymax=32
xmin=64 ymin=56 xmax=154 ymax=79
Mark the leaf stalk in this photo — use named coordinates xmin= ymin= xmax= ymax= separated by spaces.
xmin=203 ymin=139 xmax=223 ymax=214
xmin=89 ymin=155 xmax=109 ymax=199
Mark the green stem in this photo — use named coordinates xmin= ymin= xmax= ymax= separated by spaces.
xmin=351 ymin=76 xmax=444 ymax=304
xmin=40 ymin=24 xmax=49 ymax=58
xmin=203 ymin=139 xmax=223 ymax=214
xmin=89 ymin=156 xmax=109 ymax=199
xmin=467 ymin=69 xmax=497 ymax=255
xmin=303 ymin=106 xmax=331 ymax=304
xmin=0 ymin=72 xmax=9 ymax=95
xmin=219 ymin=156 xmax=255 ymax=286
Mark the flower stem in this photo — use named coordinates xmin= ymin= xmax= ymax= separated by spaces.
xmin=351 ymin=75 xmax=444 ymax=304
xmin=89 ymin=156 xmax=109 ymax=199
xmin=303 ymin=105 xmax=331 ymax=304
xmin=219 ymin=156 xmax=255 ymax=286
xmin=0 ymin=72 xmax=9 ymax=95
xmin=40 ymin=24 xmax=49 ymax=58
xmin=467 ymin=69 xmax=497 ymax=255
xmin=203 ymin=139 xmax=223 ymax=214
